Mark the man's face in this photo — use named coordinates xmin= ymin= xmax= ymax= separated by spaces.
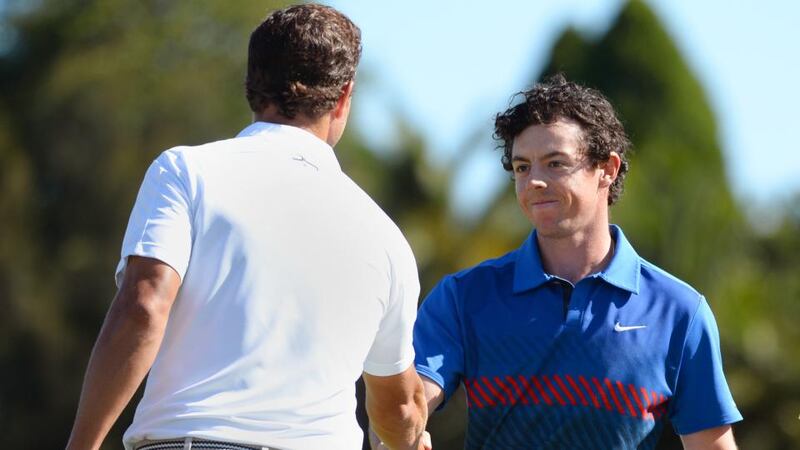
xmin=510 ymin=119 xmax=614 ymax=239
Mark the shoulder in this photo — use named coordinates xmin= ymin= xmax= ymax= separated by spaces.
xmin=151 ymin=134 xmax=284 ymax=190
xmin=151 ymin=139 xmax=219 ymax=172
xmin=449 ymin=250 xmax=518 ymax=285
xmin=638 ymin=257 xmax=704 ymax=312
xmin=339 ymin=174 xmax=412 ymax=247
xmin=158 ymin=135 xmax=247 ymax=165
xmin=427 ymin=249 xmax=518 ymax=303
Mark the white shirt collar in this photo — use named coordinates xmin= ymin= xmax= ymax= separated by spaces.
xmin=236 ymin=121 xmax=341 ymax=172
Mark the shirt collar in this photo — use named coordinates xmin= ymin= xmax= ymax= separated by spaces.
xmin=599 ymin=225 xmax=641 ymax=294
xmin=512 ymin=224 xmax=641 ymax=294
xmin=236 ymin=121 xmax=341 ymax=172
xmin=512 ymin=231 xmax=550 ymax=294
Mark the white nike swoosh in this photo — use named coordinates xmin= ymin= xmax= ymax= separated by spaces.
xmin=614 ymin=322 xmax=647 ymax=332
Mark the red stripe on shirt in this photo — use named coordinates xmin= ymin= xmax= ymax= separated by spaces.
xmin=604 ymin=378 xmax=626 ymax=415
xmin=465 ymin=379 xmax=484 ymax=409
xmin=531 ymin=376 xmax=554 ymax=406
xmin=495 ymin=376 xmax=516 ymax=405
xmin=553 ymin=375 xmax=577 ymax=406
xmin=481 ymin=376 xmax=507 ymax=406
xmin=605 ymin=378 xmax=625 ymax=416
xmin=506 ymin=375 xmax=528 ymax=405
xmin=592 ymin=377 xmax=614 ymax=411
xmin=650 ymin=391 xmax=661 ymax=418
xmin=628 ymin=384 xmax=650 ymax=420
xmin=580 ymin=376 xmax=601 ymax=409
xmin=640 ymin=387 xmax=654 ymax=420
xmin=518 ymin=376 xmax=540 ymax=405
xmin=658 ymin=394 xmax=668 ymax=418
xmin=542 ymin=375 xmax=566 ymax=406
xmin=565 ymin=375 xmax=589 ymax=406
xmin=472 ymin=378 xmax=495 ymax=407
xmin=616 ymin=380 xmax=638 ymax=417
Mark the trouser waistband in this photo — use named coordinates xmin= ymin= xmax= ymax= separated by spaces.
xmin=134 ymin=437 xmax=275 ymax=450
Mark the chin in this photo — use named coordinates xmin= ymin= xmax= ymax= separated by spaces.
xmin=535 ymin=227 xmax=572 ymax=239
xmin=529 ymin=218 xmax=573 ymax=239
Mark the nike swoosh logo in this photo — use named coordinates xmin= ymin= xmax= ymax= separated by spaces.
xmin=614 ymin=322 xmax=647 ymax=332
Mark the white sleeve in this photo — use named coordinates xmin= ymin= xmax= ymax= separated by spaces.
xmin=363 ymin=236 xmax=420 ymax=376
xmin=114 ymin=150 xmax=194 ymax=287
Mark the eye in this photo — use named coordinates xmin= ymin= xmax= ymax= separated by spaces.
xmin=513 ymin=163 xmax=529 ymax=174
xmin=547 ymin=160 xmax=565 ymax=168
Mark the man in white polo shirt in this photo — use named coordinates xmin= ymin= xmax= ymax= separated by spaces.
xmin=66 ymin=4 xmax=428 ymax=450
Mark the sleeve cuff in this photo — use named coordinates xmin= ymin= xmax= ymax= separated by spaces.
xmin=674 ymin=410 xmax=744 ymax=435
xmin=363 ymin=355 xmax=415 ymax=377
xmin=115 ymin=243 xmax=188 ymax=287
xmin=415 ymin=365 xmax=445 ymax=389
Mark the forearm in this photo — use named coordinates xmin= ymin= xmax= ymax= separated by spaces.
xmin=680 ymin=425 xmax=737 ymax=450
xmin=368 ymin=375 xmax=444 ymax=449
xmin=420 ymin=376 xmax=444 ymax=417
xmin=366 ymin=376 xmax=428 ymax=450
xmin=66 ymin=296 xmax=170 ymax=450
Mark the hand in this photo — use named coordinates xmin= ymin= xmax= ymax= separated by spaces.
xmin=420 ymin=430 xmax=432 ymax=450
xmin=370 ymin=430 xmax=432 ymax=450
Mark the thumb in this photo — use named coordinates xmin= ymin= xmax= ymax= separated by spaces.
xmin=421 ymin=430 xmax=432 ymax=450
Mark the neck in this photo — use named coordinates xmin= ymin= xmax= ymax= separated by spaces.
xmin=254 ymin=107 xmax=331 ymax=144
xmin=537 ymin=222 xmax=614 ymax=284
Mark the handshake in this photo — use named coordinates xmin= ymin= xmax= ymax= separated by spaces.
xmin=363 ymin=368 xmax=439 ymax=450
xmin=369 ymin=428 xmax=432 ymax=450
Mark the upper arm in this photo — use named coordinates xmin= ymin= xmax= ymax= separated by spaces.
xmin=115 ymin=256 xmax=181 ymax=321
xmin=363 ymin=364 xmax=425 ymax=417
xmin=115 ymin=150 xmax=194 ymax=288
xmin=364 ymin=237 xmax=420 ymax=377
xmin=421 ymin=375 xmax=444 ymax=415
xmin=413 ymin=277 xmax=465 ymax=407
xmin=669 ymin=298 xmax=742 ymax=434
xmin=680 ymin=425 xmax=737 ymax=450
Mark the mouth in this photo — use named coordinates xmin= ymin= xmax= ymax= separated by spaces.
xmin=531 ymin=200 xmax=558 ymax=208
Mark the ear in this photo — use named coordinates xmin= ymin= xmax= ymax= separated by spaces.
xmin=332 ymin=80 xmax=355 ymax=120
xmin=598 ymin=151 xmax=621 ymax=189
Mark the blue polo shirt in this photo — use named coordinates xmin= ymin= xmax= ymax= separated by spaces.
xmin=414 ymin=225 xmax=742 ymax=449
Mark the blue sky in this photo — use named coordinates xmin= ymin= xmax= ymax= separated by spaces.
xmin=329 ymin=0 xmax=800 ymax=219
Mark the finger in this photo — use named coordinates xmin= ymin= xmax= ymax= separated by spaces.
xmin=422 ymin=430 xmax=432 ymax=450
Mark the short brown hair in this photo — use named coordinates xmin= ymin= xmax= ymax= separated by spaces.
xmin=494 ymin=74 xmax=631 ymax=205
xmin=246 ymin=4 xmax=361 ymax=119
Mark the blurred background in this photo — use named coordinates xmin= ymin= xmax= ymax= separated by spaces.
xmin=0 ymin=0 xmax=797 ymax=448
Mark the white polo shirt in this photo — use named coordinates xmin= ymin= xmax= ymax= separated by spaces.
xmin=117 ymin=122 xmax=420 ymax=450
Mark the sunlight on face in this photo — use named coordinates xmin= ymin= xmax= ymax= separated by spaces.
xmin=510 ymin=119 xmax=610 ymax=239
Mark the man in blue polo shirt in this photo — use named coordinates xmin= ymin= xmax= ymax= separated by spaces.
xmin=412 ymin=75 xmax=742 ymax=449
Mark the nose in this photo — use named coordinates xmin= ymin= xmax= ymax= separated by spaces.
xmin=526 ymin=173 xmax=547 ymax=190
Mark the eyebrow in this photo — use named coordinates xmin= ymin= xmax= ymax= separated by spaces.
xmin=538 ymin=151 xmax=570 ymax=160
xmin=511 ymin=151 xmax=570 ymax=162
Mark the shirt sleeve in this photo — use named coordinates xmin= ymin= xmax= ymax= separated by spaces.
xmin=363 ymin=237 xmax=421 ymax=376
xmin=413 ymin=276 xmax=465 ymax=408
xmin=114 ymin=150 xmax=194 ymax=287
xmin=669 ymin=297 xmax=743 ymax=435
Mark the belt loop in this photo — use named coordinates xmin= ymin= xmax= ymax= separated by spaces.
xmin=184 ymin=437 xmax=192 ymax=450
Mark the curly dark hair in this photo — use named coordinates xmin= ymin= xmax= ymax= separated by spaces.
xmin=246 ymin=4 xmax=361 ymax=119
xmin=493 ymin=74 xmax=631 ymax=205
